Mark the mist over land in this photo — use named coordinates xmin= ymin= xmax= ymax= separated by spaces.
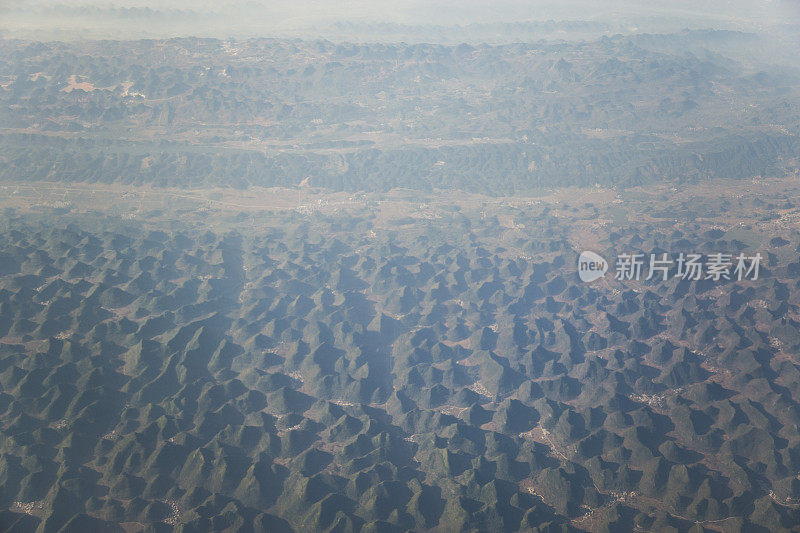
xmin=1 ymin=0 xmax=799 ymax=43
xmin=4 ymin=2 xmax=800 ymax=533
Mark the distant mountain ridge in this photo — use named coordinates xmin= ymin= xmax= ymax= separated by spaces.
xmin=0 ymin=34 xmax=798 ymax=194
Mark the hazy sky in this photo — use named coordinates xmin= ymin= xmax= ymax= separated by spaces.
xmin=1 ymin=0 xmax=799 ymax=40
